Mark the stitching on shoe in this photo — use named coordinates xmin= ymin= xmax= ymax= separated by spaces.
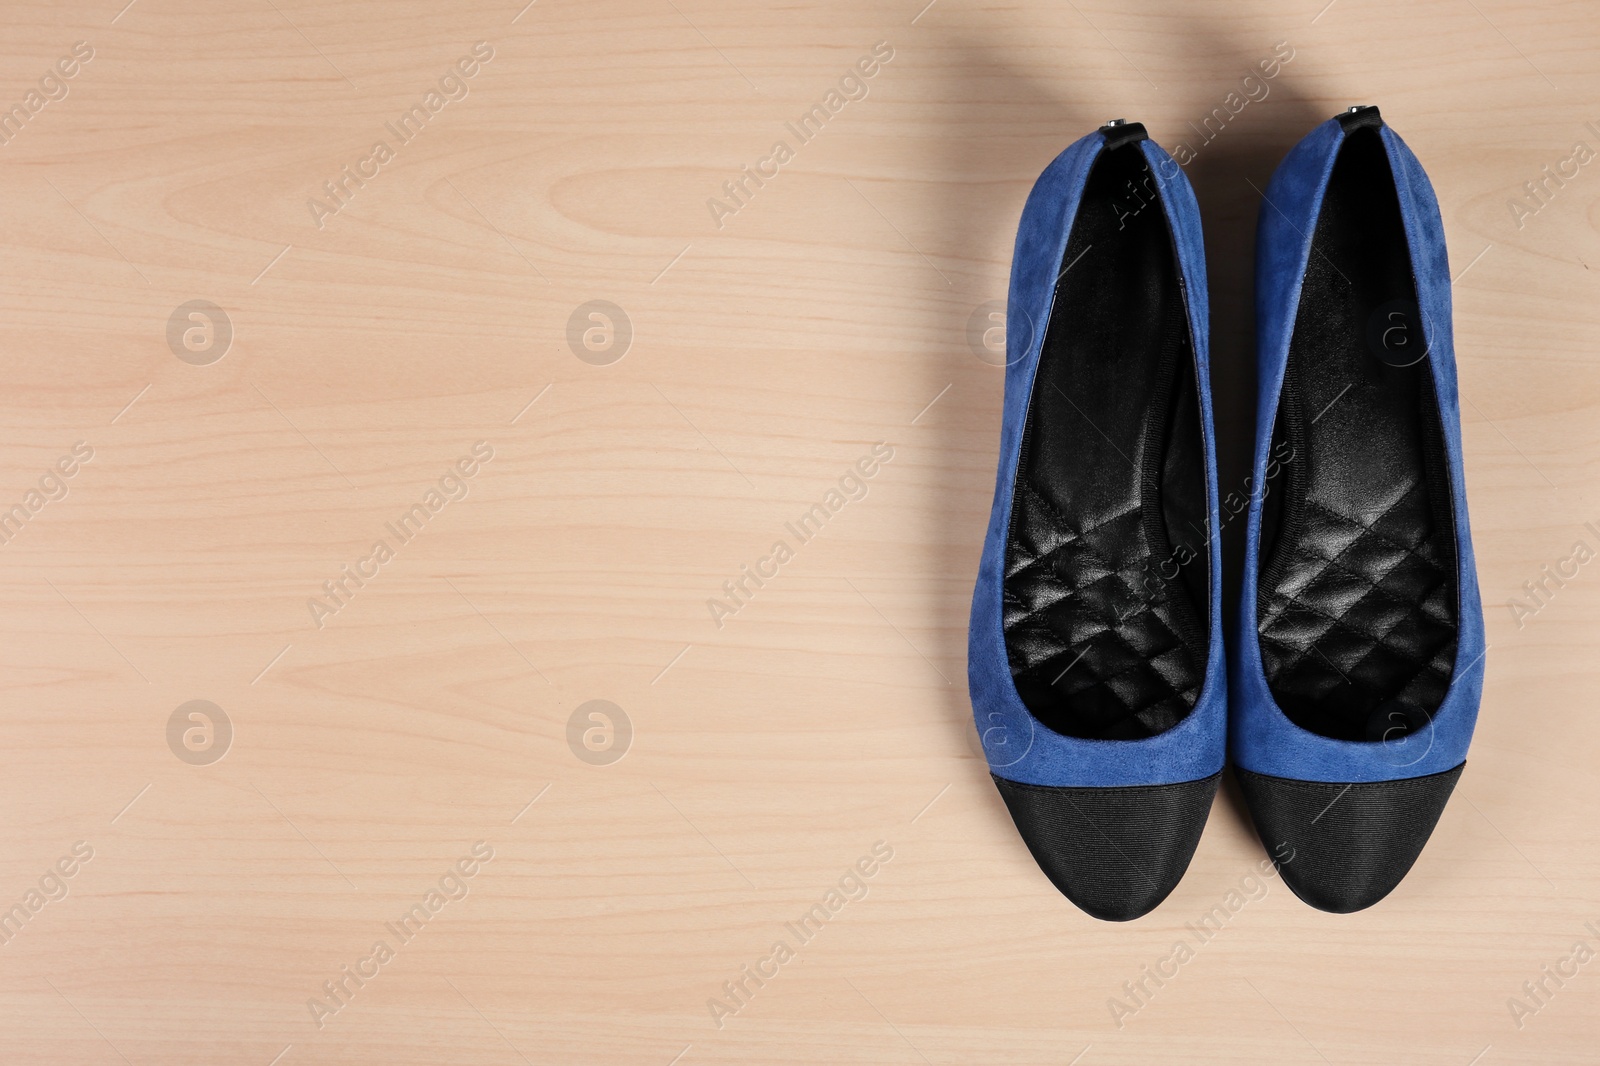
xmin=1257 ymin=479 xmax=1456 ymax=728
xmin=1005 ymin=479 xmax=1203 ymax=737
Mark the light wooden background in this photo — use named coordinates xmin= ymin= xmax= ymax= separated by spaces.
xmin=1 ymin=0 xmax=1596 ymax=1062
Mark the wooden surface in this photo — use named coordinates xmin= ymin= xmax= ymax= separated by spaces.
xmin=1 ymin=0 xmax=1597 ymax=1062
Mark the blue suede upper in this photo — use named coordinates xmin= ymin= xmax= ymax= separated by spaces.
xmin=969 ymin=131 xmax=1227 ymax=788
xmin=1230 ymin=117 xmax=1486 ymax=783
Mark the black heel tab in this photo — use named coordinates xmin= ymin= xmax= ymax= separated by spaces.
xmin=1098 ymin=119 xmax=1148 ymax=150
xmin=1336 ymin=105 xmax=1383 ymax=133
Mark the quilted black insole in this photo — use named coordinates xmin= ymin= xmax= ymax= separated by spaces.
xmin=1257 ymin=127 xmax=1458 ymax=743
xmin=1003 ymin=142 xmax=1209 ymax=741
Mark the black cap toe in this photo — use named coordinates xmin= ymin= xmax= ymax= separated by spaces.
xmin=991 ymin=772 xmax=1220 ymax=921
xmin=1236 ymin=763 xmax=1464 ymax=914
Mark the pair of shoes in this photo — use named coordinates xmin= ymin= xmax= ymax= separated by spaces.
xmin=968 ymin=108 xmax=1485 ymax=920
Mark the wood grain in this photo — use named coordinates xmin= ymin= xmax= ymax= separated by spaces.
xmin=1 ymin=0 xmax=1597 ymax=1062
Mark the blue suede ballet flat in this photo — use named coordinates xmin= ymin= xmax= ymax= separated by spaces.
xmin=969 ymin=121 xmax=1226 ymax=921
xmin=1233 ymin=107 xmax=1486 ymax=913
